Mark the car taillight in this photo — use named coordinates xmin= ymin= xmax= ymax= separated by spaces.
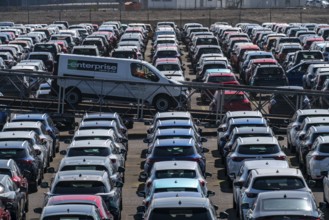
xmin=199 ymin=180 xmax=205 ymax=187
xmin=246 ymin=192 xmax=257 ymax=198
xmin=12 ymin=176 xmax=21 ymax=183
xmin=146 ymin=181 xmax=152 ymax=188
xmin=110 ymin=158 xmax=117 ymax=164
xmin=313 ymin=155 xmax=328 ymax=160
xmin=232 ymin=157 xmax=246 ymax=162
xmin=273 ymin=156 xmax=286 ymax=160
xmin=22 ymin=160 xmax=33 ymax=165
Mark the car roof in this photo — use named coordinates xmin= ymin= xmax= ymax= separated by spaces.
xmin=11 ymin=113 xmax=48 ymax=121
xmin=0 ymin=140 xmax=30 ymax=149
xmin=0 ymin=159 xmax=14 ymax=169
xmin=59 ymin=156 xmax=110 ymax=167
xmin=55 ymin=170 xmax=107 ymax=181
xmin=237 ymin=136 xmax=278 ymax=145
xmin=47 ymin=195 xmax=102 ymax=205
xmin=153 ymin=178 xmax=200 ymax=189
xmin=225 ymin=111 xmax=262 ymax=118
xmin=0 ymin=131 xmax=36 ymax=139
xmin=232 ymin=126 xmax=272 ymax=134
xmin=304 ymin=116 xmax=329 ymax=123
xmin=229 ymin=117 xmax=267 ymax=125
xmin=152 ymin=192 xmax=204 ymax=199
xmin=154 ymin=128 xmax=194 ymax=136
xmin=74 ymin=129 xmax=114 ymax=137
xmin=4 ymin=121 xmax=42 ymax=129
xmin=153 ymin=161 xmax=199 ymax=171
xmin=257 ymin=190 xmax=312 ymax=200
xmin=69 ymin=140 xmax=112 ymax=148
xmin=252 ymin=168 xmax=303 ymax=177
xmin=243 ymin=160 xmax=289 ymax=170
xmin=156 ymin=119 xmax=194 ymax=126
xmin=296 ymin=108 xmax=329 ymax=116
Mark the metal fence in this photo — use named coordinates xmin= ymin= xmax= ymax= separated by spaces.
xmin=0 ymin=7 xmax=329 ymax=26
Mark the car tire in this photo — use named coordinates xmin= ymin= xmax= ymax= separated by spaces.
xmin=24 ymin=199 xmax=29 ymax=212
xmin=153 ymin=95 xmax=172 ymax=112
xmin=65 ymin=88 xmax=81 ymax=106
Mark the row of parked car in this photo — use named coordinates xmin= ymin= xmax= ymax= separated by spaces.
xmin=215 ymin=109 xmax=329 ymax=219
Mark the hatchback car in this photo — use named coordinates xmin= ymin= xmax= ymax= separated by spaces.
xmin=245 ymin=191 xmax=323 ymax=220
xmin=40 ymin=204 xmax=102 ymax=220
xmin=226 ymin=136 xmax=287 ymax=180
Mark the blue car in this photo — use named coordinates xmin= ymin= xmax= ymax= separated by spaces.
xmin=144 ymin=138 xmax=207 ymax=175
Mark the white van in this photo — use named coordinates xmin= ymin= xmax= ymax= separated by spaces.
xmin=56 ymin=54 xmax=188 ymax=111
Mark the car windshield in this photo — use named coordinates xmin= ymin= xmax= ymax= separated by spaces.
xmin=53 ymin=181 xmax=106 ymax=194
xmin=112 ymin=51 xmax=137 ymax=59
xmin=67 ymin=147 xmax=110 ymax=157
xmin=237 ymin=144 xmax=280 ymax=154
xmin=60 ymin=165 xmax=106 ymax=172
xmin=149 ymin=208 xmax=212 ymax=220
xmin=252 ymin=177 xmax=305 ymax=190
xmin=153 ymin=146 xmax=195 ymax=157
xmin=0 ymin=149 xmax=27 ymax=159
xmin=155 ymin=170 xmax=196 ymax=179
xmin=262 ymin=198 xmax=312 ymax=211
xmin=156 ymin=64 xmax=180 ymax=71
xmin=43 ymin=215 xmax=94 ymax=220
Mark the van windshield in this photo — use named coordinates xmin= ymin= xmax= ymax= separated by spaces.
xmin=149 ymin=208 xmax=212 ymax=220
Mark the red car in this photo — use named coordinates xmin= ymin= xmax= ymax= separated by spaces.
xmin=43 ymin=195 xmax=114 ymax=220
xmin=201 ymin=71 xmax=239 ymax=103
xmin=209 ymin=90 xmax=251 ymax=112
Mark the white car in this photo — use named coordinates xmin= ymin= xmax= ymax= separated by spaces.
xmin=306 ymin=136 xmax=329 ymax=179
xmin=232 ymin=160 xmax=289 ymax=210
xmin=226 ymin=136 xmax=287 ymax=180
xmin=239 ymin=168 xmax=314 ymax=220
xmin=139 ymin=161 xmax=211 ymax=195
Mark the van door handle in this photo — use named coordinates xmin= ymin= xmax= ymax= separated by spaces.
xmin=129 ymin=83 xmax=137 ymax=85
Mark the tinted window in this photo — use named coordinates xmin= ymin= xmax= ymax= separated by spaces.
xmin=73 ymin=49 xmax=97 ymax=56
xmin=155 ymin=170 xmax=196 ymax=179
xmin=319 ymin=144 xmax=329 ymax=153
xmin=208 ymin=76 xmax=235 ymax=83
xmin=149 ymin=208 xmax=212 ymax=220
xmin=54 ymin=181 xmax=106 ymax=194
xmin=237 ymin=144 xmax=280 ymax=154
xmin=154 ymin=187 xmax=198 ymax=193
xmin=262 ymin=198 xmax=312 ymax=211
xmin=252 ymin=177 xmax=305 ymax=190
xmin=74 ymin=137 xmax=109 ymax=141
xmin=256 ymin=67 xmax=283 ymax=76
xmin=60 ymin=165 xmax=106 ymax=172
xmin=67 ymin=147 xmax=110 ymax=157
xmin=112 ymin=51 xmax=136 ymax=59
xmin=43 ymin=215 xmax=94 ymax=220
xmin=156 ymin=64 xmax=180 ymax=71
xmin=153 ymin=146 xmax=195 ymax=157
xmin=0 ymin=169 xmax=12 ymax=177
xmin=0 ymin=149 xmax=27 ymax=159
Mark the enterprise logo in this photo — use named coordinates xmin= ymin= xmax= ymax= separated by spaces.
xmin=68 ymin=59 xmax=117 ymax=73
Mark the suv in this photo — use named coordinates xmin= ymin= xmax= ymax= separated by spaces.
xmin=27 ymin=51 xmax=55 ymax=73
xmin=249 ymin=64 xmax=288 ymax=87
xmin=41 ymin=170 xmax=123 ymax=220
xmin=238 ymin=168 xmax=313 ymax=219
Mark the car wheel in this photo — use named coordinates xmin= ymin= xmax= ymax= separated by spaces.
xmin=154 ymin=95 xmax=172 ymax=112
xmin=24 ymin=198 xmax=29 ymax=212
xmin=65 ymin=88 xmax=81 ymax=105
xmin=38 ymin=168 xmax=44 ymax=185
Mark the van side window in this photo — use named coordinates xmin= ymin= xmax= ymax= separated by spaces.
xmin=131 ymin=63 xmax=159 ymax=82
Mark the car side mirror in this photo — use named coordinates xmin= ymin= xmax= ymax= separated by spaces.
xmin=34 ymin=207 xmax=43 ymax=214
xmin=202 ymin=148 xmax=209 ymax=153
xmin=47 ymin=167 xmax=56 ymax=173
xmin=64 ymin=139 xmax=71 ymax=144
xmin=40 ymin=182 xmax=49 ymax=188
xmin=137 ymin=191 xmax=146 ymax=198
xmin=205 ymin=172 xmax=212 ymax=178
xmin=308 ymin=180 xmax=316 ymax=188
xmin=207 ymin=190 xmax=215 ymax=197
xmin=59 ymin=150 xmax=67 ymax=155
xmin=219 ymin=211 xmax=229 ymax=219
xmin=143 ymin=138 xmax=150 ymax=143
xmin=117 ymin=166 xmax=125 ymax=173
xmin=241 ymin=203 xmax=250 ymax=210
xmin=201 ymin=137 xmax=208 ymax=143
xmin=115 ymin=181 xmax=124 ymax=188
xmin=277 ymin=136 xmax=284 ymax=141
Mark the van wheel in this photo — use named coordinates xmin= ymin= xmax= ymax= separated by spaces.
xmin=154 ymin=95 xmax=172 ymax=112
xmin=65 ymin=88 xmax=81 ymax=105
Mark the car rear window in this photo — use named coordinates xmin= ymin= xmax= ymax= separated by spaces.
xmin=112 ymin=51 xmax=137 ymax=59
xmin=73 ymin=49 xmax=97 ymax=56
xmin=0 ymin=169 xmax=12 ymax=177
xmin=204 ymin=63 xmax=226 ymax=69
xmin=155 ymin=170 xmax=196 ymax=179
xmin=257 ymin=67 xmax=283 ymax=76
xmin=54 ymin=181 xmax=106 ymax=194
xmin=237 ymin=144 xmax=280 ymax=154
xmin=60 ymin=165 xmax=106 ymax=172
xmin=43 ymin=215 xmax=94 ymax=220
xmin=74 ymin=136 xmax=109 ymax=141
xmin=0 ymin=149 xmax=27 ymax=159
xmin=155 ymin=187 xmax=198 ymax=193
xmin=156 ymin=64 xmax=180 ymax=71
xmin=29 ymin=54 xmax=48 ymax=61
xmin=318 ymin=144 xmax=329 ymax=153
xmin=252 ymin=176 xmax=305 ymax=190
xmin=149 ymin=208 xmax=212 ymax=220
xmin=67 ymin=147 xmax=110 ymax=157
xmin=208 ymin=76 xmax=235 ymax=83
xmin=153 ymin=146 xmax=195 ymax=157
xmin=262 ymin=198 xmax=312 ymax=211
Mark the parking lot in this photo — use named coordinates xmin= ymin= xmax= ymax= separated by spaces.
xmin=25 ymin=36 xmax=327 ymax=219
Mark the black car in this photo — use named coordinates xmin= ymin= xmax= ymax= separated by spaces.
xmin=0 ymin=174 xmax=27 ymax=219
xmin=0 ymin=141 xmax=42 ymax=192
